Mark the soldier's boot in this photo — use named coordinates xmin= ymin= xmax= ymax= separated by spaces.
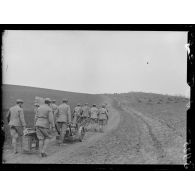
xmin=41 ymin=139 xmax=49 ymax=157
xmin=39 ymin=139 xmax=44 ymax=157
xmin=100 ymin=125 xmax=104 ymax=133
xmin=12 ymin=138 xmax=17 ymax=154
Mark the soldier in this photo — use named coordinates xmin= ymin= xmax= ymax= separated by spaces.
xmin=6 ymin=99 xmax=26 ymax=154
xmin=90 ymin=104 xmax=99 ymax=131
xmin=81 ymin=103 xmax=90 ymax=121
xmin=50 ymin=99 xmax=58 ymax=114
xmin=35 ymin=98 xmax=56 ymax=157
xmin=50 ymin=99 xmax=59 ymax=132
xmin=34 ymin=103 xmax=39 ymax=125
xmin=54 ymin=98 xmax=71 ymax=144
xmin=98 ymin=104 xmax=109 ymax=132
xmin=73 ymin=103 xmax=82 ymax=124
xmin=104 ymin=103 xmax=109 ymax=124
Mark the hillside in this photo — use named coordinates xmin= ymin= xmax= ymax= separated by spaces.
xmin=2 ymin=84 xmax=103 ymax=111
xmin=2 ymin=86 xmax=189 ymax=164
xmin=2 ymin=84 xmax=104 ymax=127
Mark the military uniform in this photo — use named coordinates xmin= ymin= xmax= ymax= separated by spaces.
xmin=99 ymin=107 xmax=108 ymax=126
xmin=35 ymin=104 xmax=55 ymax=140
xmin=50 ymin=103 xmax=58 ymax=129
xmin=90 ymin=106 xmax=99 ymax=123
xmin=51 ymin=103 xmax=58 ymax=114
xmin=6 ymin=100 xmax=26 ymax=153
xmin=7 ymin=105 xmax=26 ymax=138
xmin=55 ymin=103 xmax=71 ymax=143
xmin=82 ymin=105 xmax=90 ymax=117
xmin=73 ymin=105 xmax=82 ymax=124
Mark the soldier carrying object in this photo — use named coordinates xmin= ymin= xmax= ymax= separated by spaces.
xmin=6 ymin=99 xmax=26 ymax=154
xmin=34 ymin=103 xmax=40 ymax=113
xmin=90 ymin=104 xmax=99 ymax=125
xmin=50 ymin=99 xmax=58 ymax=114
xmin=73 ymin=103 xmax=83 ymax=124
xmin=35 ymin=98 xmax=56 ymax=157
xmin=54 ymin=98 xmax=71 ymax=144
xmin=104 ymin=103 xmax=109 ymax=124
xmin=81 ymin=103 xmax=90 ymax=121
xmin=50 ymin=99 xmax=59 ymax=132
xmin=34 ymin=103 xmax=40 ymax=125
xmin=98 ymin=104 xmax=109 ymax=132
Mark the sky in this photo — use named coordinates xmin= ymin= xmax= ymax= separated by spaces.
xmin=2 ymin=30 xmax=189 ymax=96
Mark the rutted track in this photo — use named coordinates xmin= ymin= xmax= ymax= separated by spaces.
xmin=112 ymin=96 xmax=185 ymax=164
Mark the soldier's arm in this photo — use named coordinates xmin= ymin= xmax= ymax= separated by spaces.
xmin=106 ymin=110 xmax=109 ymax=119
xmin=19 ymin=109 xmax=26 ymax=128
xmin=54 ymin=107 xmax=59 ymax=118
xmin=49 ymin=110 xmax=55 ymax=128
xmin=97 ymin=109 xmax=100 ymax=116
xmin=68 ymin=106 xmax=71 ymax=123
xmin=6 ymin=109 xmax=11 ymax=123
xmin=34 ymin=109 xmax=38 ymax=125
xmin=80 ymin=108 xmax=83 ymax=116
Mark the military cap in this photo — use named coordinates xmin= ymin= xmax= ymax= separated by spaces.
xmin=52 ymin=99 xmax=56 ymax=103
xmin=102 ymin=104 xmax=106 ymax=107
xmin=93 ymin=104 xmax=96 ymax=106
xmin=16 ymin=99 xmax=24 ymax=103
xmin=62 ymin=98 xmax=68 ymax=103
xmin=77 ymin=103 xmax=81 ymax=106
xmin=34 ymin=103 xmax=39 ymax=107
xmin=45 ymin=98 xmax=51 ymax=103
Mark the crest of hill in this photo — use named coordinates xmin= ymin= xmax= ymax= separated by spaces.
xmin=112 ymin=91 xmax=189 ymax=104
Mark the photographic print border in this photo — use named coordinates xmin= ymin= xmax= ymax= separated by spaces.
xmin=0 ymin=24 xmax=194 ymax=171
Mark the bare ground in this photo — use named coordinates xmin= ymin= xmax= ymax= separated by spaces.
xmin=3 ymin=94 xmax=186 ymax=164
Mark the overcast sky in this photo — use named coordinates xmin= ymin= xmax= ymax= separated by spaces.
xmin=2 ymin=30 xmax=189 ymax=96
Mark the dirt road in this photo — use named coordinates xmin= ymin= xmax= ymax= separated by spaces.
xmin=4 ymin=94 xmax=185 ymax=164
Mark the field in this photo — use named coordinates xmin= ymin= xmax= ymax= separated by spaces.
xmin=2 ymin=85 xmax=189 ymax=164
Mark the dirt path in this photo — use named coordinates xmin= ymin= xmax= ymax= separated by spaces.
xmin=4 ymin=95 xmax=185 ymax=164
xmin=4 ymin=95 xmax=120 ymax=164
xmin=112 ymin=97 xmax=185 ymax=164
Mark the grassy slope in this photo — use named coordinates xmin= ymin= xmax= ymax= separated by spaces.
xmin=110 ymin=92 xmax=189 ymax=139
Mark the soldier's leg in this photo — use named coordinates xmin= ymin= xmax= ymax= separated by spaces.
xmin=99 ymin=120 xmax=103 ymax=132
xmin=94 ymin=118 xmax=98 ymax=131
xmin=17 ymin=127 xmax=24 ymax=153
xmin=36 ymin=127 xmax=44 ymax=155
xmin=42 ymin=138 xmax=50 ymax=154
xmin=57 ymin=122 xmax=63 ymax=143
xmin=39 ymin=139 xmax=44 ymax=154
xmin=60 ymin=123 xmax=67 ymax=143
xmin=10 ymin=127 xmax=18 ymax=153
xmin=40 ymin=128 xmax=51 ymax=156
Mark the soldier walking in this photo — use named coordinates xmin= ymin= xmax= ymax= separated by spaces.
xmin=50 ymin=99 xmax=59 ymax=133
xmin=73 ymin=103 xmax=82 ymax=124
xmin=54 ymin=99 xmax=71 ymax=144
xmin=6 ymin=99 xmax=26 ymax=154
xmin=98 ymin=104 xmax=109 ymax=132
xmin=34 ymin=103 xmax=39 ymax=125
xmin=81 ymin=103 xmax=90 ymax=123
xmin=50 ymin=99 xmax=58 ymax=114
xmin=35 ymin=98 xmax=56 ymax=157
xmin=90 ymin=104 xmax=99 ymax=131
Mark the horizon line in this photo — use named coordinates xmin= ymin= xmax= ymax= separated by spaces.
xmin=2 ymin=83 xmax=190 ymax=98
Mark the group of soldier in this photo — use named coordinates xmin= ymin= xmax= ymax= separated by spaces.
xmin=6 ymin=98 xmax=109 ymax=157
